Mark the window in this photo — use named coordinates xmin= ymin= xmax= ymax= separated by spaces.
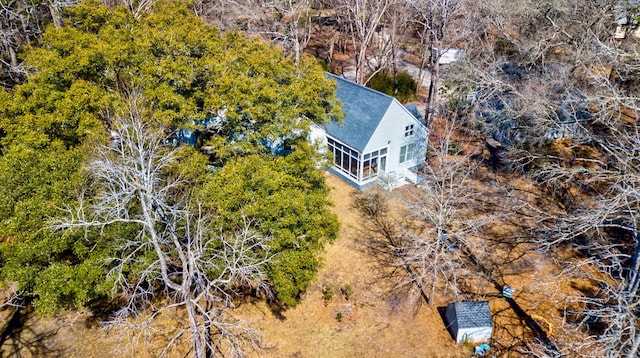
xmin=362 ymin=147 xmax=388 ymax=180
xmin=399 ymin=143 xmax=415 ymax=163
xmin=327 ymin=137 xmax=360 ymax=180
xmin=404 ymin=124 xmax=414 ymax=137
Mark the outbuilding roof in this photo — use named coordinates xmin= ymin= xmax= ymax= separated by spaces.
xmin=324 ymin=73 xmax=394 ymax=152
xmin=452 ymin=301 xmax=492 ymax=329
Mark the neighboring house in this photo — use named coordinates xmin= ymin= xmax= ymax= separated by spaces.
xmin=614 ymin=1 xmax=640 ymax=39
xmin=434 ymin=47 xmax=466 ymax=65
xmin=310 ymin=73 xmax=428 ymax=189
xmin=445 ymin=301 xmax=493 ymax=344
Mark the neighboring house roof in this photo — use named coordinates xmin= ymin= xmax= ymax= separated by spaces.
xmin=615 ymin=1 xmax=639 ymax=26
xmin=324 ymin=73 xmax=394 ymax=152
xmin=404 ymin=103 xmax=424 ymax=123
xmin=452 ymin=301 xmax=492 ymax=329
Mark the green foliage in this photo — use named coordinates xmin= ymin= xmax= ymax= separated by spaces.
xmin=447 ymin=142 xmax=465 ymax=155
xmin=341 ymin=284 xmax=353 ymax=300
xmin=199 ymin=143 xmax=339 ymax=307
xmin=322 ymin=285 xmax=334 ymax=306
xmin=366 ymin=70 xmax=417 ymax=103
xmin=335 ymin=312 xmax=343 ymax=322
xmin=0 ymin=0 xmax=340 ymax=313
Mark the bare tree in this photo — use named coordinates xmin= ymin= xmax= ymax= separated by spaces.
xmin=0 ymin=0 xmax=98 ymax=88
xmin=450 ymin=1 xmax=639 ymax=355
xmin=529 ymin=102 xmax=640 ymax=356
xmin=195 ymin=0 xmax=314 ymax=65
xmin=265 ymin=0 xmax=315 ymax=65
xmin=400 ymin=119 xmax=483 ymax=306
xmin=406 ymin=0 xmax=462 ymax=124
xmin=53 ymin=97 xmax=273 ymax=358
xmin=354 ymin=119 xmax=485 ymax=307
xmin=117 ymin=0 xmax=156 ymax=19
xmin=333 ymin=0 xmax=394 ymax=84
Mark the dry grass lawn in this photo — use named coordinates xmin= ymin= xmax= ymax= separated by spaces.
xmin=3 ymin=170 xmax=576 ymax=358
xmin=240 ymin=173 xmax=468 ymax=357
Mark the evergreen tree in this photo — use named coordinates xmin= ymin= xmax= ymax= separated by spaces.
xmin=0 ymin=0 xmax=341 ymax=330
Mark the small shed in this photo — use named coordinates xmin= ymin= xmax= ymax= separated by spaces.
xmin=445 ymin=301 xmax=492 ymax=344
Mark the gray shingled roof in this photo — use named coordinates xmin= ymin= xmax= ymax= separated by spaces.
xmin=324 ymin=73 xmax=394 ymax=152
xmin=454 ymin=301 xmax=492 ymax=329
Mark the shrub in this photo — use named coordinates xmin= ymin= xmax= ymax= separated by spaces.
xmin=447 ymin=142 xmax=465 ymax=155
xmin=322 ymin=285 xmax=334 ymax=306
xmin=367 ymin=70 xmax=417 ymax=103
xmin=341 ymin=284 xmax=353 ymax=300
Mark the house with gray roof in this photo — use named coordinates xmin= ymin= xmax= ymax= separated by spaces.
xmin=310 ymin=73 xmax=428 ymax=189
xmin=445 ymin=301 xmax=493 ymax=344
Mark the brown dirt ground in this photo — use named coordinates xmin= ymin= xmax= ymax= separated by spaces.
xmin=1 ymin=168 xmax=583 ymax=358
xmin=241 ymin=172 xmax=469 ymax=358
xmin=0 ymin=173 xmax=468 ymax=358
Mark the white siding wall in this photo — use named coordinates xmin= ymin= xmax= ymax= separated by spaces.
xmin=309 ymin=124 xmax=328 ymax=168
xmin=363 ymin=100 xmax=427 ymax=175
xmin=456 ymin=327 xmax=493 ymax=344
xmin=309 ymin=124 xmax=328 ymax=150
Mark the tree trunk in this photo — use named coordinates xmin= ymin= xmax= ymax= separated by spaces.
xmin=48 ymin=2 xmax=63 ymax=28
xmin=627 ymin=330 xmax=640 ymax=358
xmin=204 ymin=300 xmax=213 ymax=358
xmin=415 ymin=31 xmax=428 ymax=98
xmin=328 ymin=31 xmax=338 ymax=69
xmin=186 ymin=298 xmax=205 ymax=358
xmin=356 ymin=44 xmax=367 ymax=84
xmin=428 ymin=248 xmax=441 ymax=307
xmin=9 ymin=46 xmax=18 ymax=68
xmin=425 ymin=60 xmax=439 ymax=126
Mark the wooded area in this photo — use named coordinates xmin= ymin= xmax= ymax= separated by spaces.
xmin=0 ymin=0 xmax=639 ymax=357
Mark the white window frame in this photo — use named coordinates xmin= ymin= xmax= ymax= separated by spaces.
xmin=362 ymin=147 xmax=388 ymax=180
xmin=404 ymin=124 xmax=414 ymax=137
xmin=399 ymin=143 xmax=415 ymax=164
xmin=327 ymin=137 xmax=360 ymax=180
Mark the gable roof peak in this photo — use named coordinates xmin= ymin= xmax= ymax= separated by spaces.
xmin=324 ymin=72 xmax=396 ymax=152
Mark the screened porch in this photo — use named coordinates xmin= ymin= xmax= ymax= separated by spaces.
xmin=327 ymin=137 xmax=387 ymax=184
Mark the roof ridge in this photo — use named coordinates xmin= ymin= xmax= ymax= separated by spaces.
xmin=326 ymin=72 xmax=395 ymax=102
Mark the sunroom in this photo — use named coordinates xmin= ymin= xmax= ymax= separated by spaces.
xmin=327 ymin=136 xmax=388 ymax=185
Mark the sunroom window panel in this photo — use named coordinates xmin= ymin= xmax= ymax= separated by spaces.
xmin=350 ymin=156 xmax=358 ymax=178
xmin=342 ymin=152 xmax=350 ymax=171
xmin=362 ymin=148 xmax=386 ymax=181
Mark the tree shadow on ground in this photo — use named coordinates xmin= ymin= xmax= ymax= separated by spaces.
xmin=83 ymin=295 xmax=133 ymax=329
xmin=437 ymin=306 xmax=456 ymax=341
xmin=350 ymin=224 xmax=432 ymax=312
xmin=462 ymin=245 xmax=560 ymax=355
xmin=0 ymin=304 xmax=64 ymax=357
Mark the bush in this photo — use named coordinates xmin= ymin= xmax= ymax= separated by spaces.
xmin=447 ymin=142 xmax=465 ymax=155
xmin=322 ymin=285 xmax=334 ymax=306
xmin=341 ymin=284 xmax=353 ymax=300
xmin=367 ymin=70 xmax=417 ymax=103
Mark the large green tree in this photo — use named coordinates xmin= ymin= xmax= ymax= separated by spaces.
xmin=0 ymin=0 xmax=340 ymax=338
